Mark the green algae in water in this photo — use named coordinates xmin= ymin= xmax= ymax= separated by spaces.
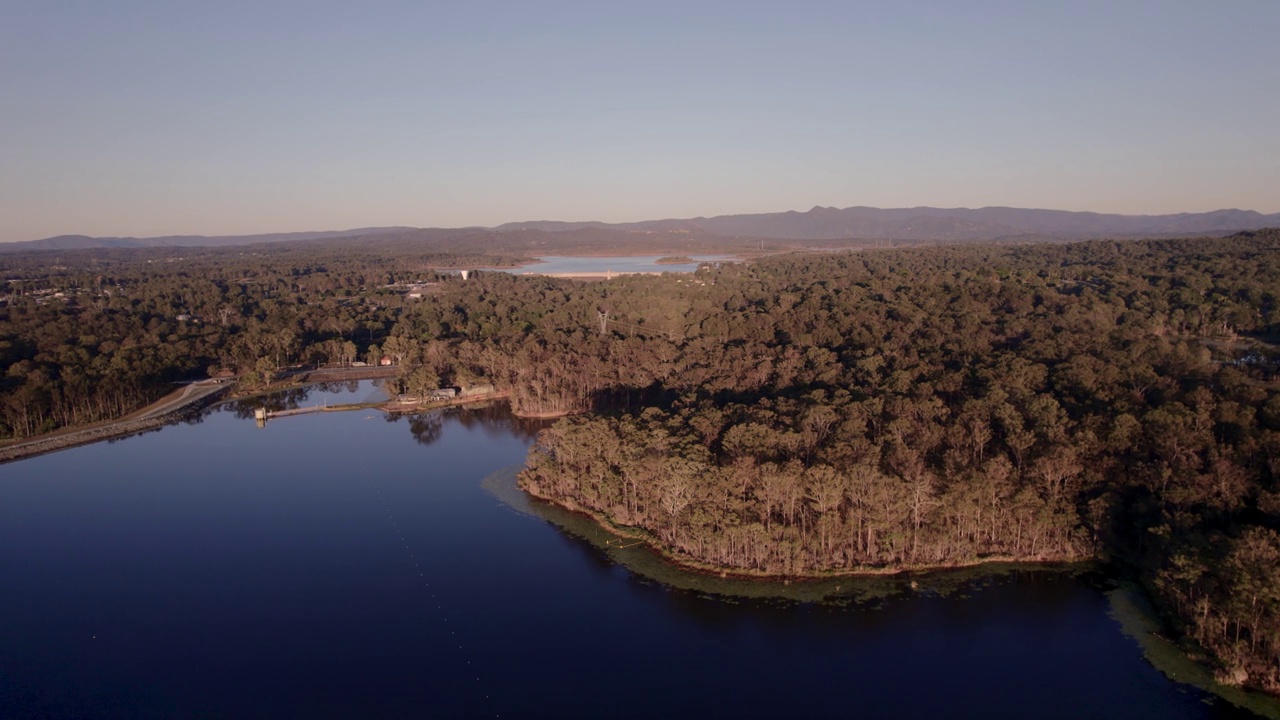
xmin=488 ymin=463 xmax=1280 ymax=714
xmin=1108 ymin=585 xmax=1280 ymax=720
xmin=483 ymin=465 xmax=1082 ymax=606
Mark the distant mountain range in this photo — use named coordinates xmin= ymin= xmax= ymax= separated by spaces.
xmin=5 ymin=227 xmax=417 ymax=251
xmin=8 ymin=206 xmax=1280 ymax=252
xmin=496 ymin=206 xmax=1280 ymax=241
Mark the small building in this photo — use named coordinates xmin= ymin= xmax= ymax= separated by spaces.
xmin=428 ymin=388 xmax=459 ymax=400
xmin=459 ymin=384 xmax=495 ymax=398
xmin=405 ymin=283 xmax=435 ymax=299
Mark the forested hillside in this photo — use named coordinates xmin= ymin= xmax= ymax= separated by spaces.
xmin=0 ymin=243 xmax=526 ymax=435
xmin=3 ymin=230 xmax=1279 ymax=693
xmin=16 ymin=204 xmax=1278 ymax=250
xmin=505 ymin=231 xmax=1280 ymax=692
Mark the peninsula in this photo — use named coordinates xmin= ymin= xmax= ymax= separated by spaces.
xmin=2 ymin=225 xmax=1278 ymax=698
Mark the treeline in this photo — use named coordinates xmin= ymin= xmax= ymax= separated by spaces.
xmin=521 ymin=399 xmax=1089 ymax=573
xmin=3 ymin=230 xmax=1280 ymax=693
xmin=0 ymin=243 xmax=527 ymax=437
xmin=504 ymin=231 xmax=1280 ymax=693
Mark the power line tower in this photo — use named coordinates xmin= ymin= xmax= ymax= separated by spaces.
xmin=597 ymin=310 xmax=609 ymax=335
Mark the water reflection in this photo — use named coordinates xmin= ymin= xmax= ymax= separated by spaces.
xmin=216 ymin=381 xmax=548 ymax=450
xmin=3 ymin=382 xmax=1272 ymax=720
xmin=485 ymin=463 xmax=1060 ymax=606
xmin=383 ymin=402 xmax=549 ymax=448
xmin=224 ymin=380 xmax=365 ymax=419
xmin=407 ymin=413 xmax=442 ymax=446
xmin=450 ymin=401 xmax=547 ymax=443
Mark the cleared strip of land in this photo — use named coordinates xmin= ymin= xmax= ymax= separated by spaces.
xmin=0 ymin=380 xmax=231 ymax=465
xmin=0 ymin=366 xmax=506 ymax=464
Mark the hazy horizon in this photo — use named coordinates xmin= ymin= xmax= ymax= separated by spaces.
xmin=3 ymin=1 xmax=1278 ymax=243
xmin=12 ymin=201 xmax=1280 ymax=244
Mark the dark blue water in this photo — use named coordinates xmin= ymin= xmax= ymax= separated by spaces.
xmin=0 ymin=383 xmax=1264 ymax=719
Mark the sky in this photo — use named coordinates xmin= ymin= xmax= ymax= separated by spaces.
xmin=1 ymin=1 xmax=1278 ymax=242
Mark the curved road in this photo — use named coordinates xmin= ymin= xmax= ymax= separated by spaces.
xmin=134 ymin=380 xmax=228 ymax=420
xmin=0 ymin=380 xmax=230 ymax=464
xmin=1 ymin=369 xmax=394 ymax=464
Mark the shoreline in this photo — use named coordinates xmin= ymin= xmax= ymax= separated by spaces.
xmin=0 ymin=368 xmax=398 ymax=464
xmin=217 ymin=366 xmax=400 ymax=406
xmin=381 ymin=391 xmax=511 ymax=414
xmin=1108 ymin=585 xmax=1280 ymax=718
xmin=0 ymin=383 xmax=232 ymax=465
xmin=516 ymin=475 xmax=1280 ymax=712
xmin=509 ymin=408 xmax=583 ymax=419
xmin=0 ymin=369 xmax=528 ymax=465
xmin=518 ymin=479 xmax=1083 ymax=582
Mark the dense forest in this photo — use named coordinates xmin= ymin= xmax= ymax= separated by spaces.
xmin=0 ymin=243 xmax=528 ymax=435
xmin=3 ymin=230 xmax=1279 ymax=694
xmin=507 ymin=231 xmax=1280 ymax=694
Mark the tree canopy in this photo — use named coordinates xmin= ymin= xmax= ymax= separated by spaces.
xmin=3 ymin=229 xmax=1279 ymax=693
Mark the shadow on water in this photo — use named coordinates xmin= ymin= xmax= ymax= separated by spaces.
xmin=384 ymin=402 xmax=550 ymax=448
xmin=8 ymin=381 xmax=1276 ymax=720
xmin=1110 ymin=587 xmax=1280 ymax=719
xmin=481 ymin=464 xmax=1083 ymax=606
xmin=483 ymin=463 xmax=1280 ymax=718
xmin=223 ymin=380 xmax=367 ymax=418
xmin=449 ymin=401 xmax=547 ymax=443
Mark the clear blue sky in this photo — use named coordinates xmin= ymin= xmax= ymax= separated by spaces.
xmin=2 ymin=0 xmax=1277 ymax=242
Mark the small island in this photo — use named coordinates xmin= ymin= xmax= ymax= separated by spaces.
xmin=654 ymin=255 xmax=694 ymax=264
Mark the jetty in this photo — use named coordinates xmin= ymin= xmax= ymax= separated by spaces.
xmin=251 ymin=390 xmax=510 ymax=426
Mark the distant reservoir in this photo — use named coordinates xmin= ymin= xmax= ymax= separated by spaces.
xmin=506 ymin=254 xmax=733 ymax=276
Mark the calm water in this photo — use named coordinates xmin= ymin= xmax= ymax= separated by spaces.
xmin=0 ymin=382 xmax=1265 ymax=719
xmin=509 ymin=255 xmax=731 ymax=275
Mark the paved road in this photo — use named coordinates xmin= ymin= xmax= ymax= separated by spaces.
xmin=0 ymin=380 xmax=230 ymax=463
xmin=135 ymin=380 xmax=227 ymax=420
xmin=1 ymin=371 xmax=389 ymax=463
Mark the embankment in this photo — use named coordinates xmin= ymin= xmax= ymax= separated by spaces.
xmin=0 ymin=384 xmax=231 ymax=465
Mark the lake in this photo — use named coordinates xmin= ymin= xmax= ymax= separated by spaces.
xmin=0 ymin=382 xmax=1270 ymax=719
xmin=507 ymin=255 xmax=732 ymax=276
